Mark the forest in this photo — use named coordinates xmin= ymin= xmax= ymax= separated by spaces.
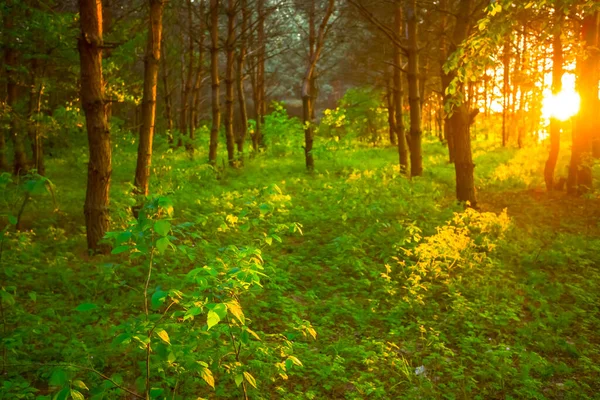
xmin=0 ymin=0 xmax=599 ymax=399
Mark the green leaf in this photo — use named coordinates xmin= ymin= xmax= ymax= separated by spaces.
xmin=156 ymin=329 xmax=171 ymax=345
xmin=156 ymin=237 xmax=170 ymax=254
xmin=150 ymin=388 xmax=164 ymax=398
xmin=183 ymin=306 xmax=203 ymax=321
xmin=211 ymin=303 xmax=227 ymax=319
xmin=8 ymin=215 xmax=17 ymax=225
xmin=200 ymin=367 xmax=215 ymax=389
xmin=72 ymin=380 xmax=88 ymax=391
xmin=75 ymin=303 xmax=98 ymax=312
xmin=28 ymin=291 xmax=37 ymax=302
xmin=53 ymin=386 xmax=70 ymax=400
xmin=49 ymin=369 xmax=68 ymax=387
xmin=243 ymin=371 xmax=257 ymax=389
xmin=70 ymin=389 xmax=85 ymax=400
xmin=206 ymin=310 xmax=220 ymax=330
xmin=151 ymin=290 xmax=167 ymax=308
xmin=111 ymin=245 xmax=130 ymax=255
xmin=234 ymin=374 xmax=244 ymax=387
xmin=154 ymin=220 xmax=171 ymax=236
xmin=0 ymin=289 xmax=15 ymax=306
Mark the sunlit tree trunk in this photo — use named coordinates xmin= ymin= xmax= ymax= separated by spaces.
xmin=448 ymin=0 xmax=476 ymax=206
xmin=544 ymin=12 xmax=563 ymax=191
xmin=438 ymin=0 xmax=454 ymax=163
xmin=406 ymin=0 xmax=422 ymax=176
xmin=394 ymin=3 xmax=409 ymax=172
xmin=302 ymin=0 xmax=335 ymax=170
xmin=224 ymin=0 xmax=236 ymax=166
xmin=236 ymin=0 xmax=249 ymax=161
xmin=78 ymin=0 xmax=112 ymax=253
xmin=502 ymin=39 xmax=510 ymax=147
xmin=134 ymin=0 xmax=164 ymax=196
xmin=208 ymin=0 xmax=221 ymax=165
xmin=568 ymin=11 xmax=599 ymax=194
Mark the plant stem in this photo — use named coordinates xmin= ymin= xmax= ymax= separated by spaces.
xmin=144 ymin=240 xmax=155 ymax=400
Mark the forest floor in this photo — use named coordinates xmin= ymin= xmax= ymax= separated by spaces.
xmin=1 ymin=137 xmax=599 ymax=400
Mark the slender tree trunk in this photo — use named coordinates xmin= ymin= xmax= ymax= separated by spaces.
xmin=236 ymin=0 xmax=249 ymax=161
xmin=179 ymin=0 xmax=195 ymax=147
xmin=302 ymin=0 xmax=335 ymax=171
xmin=502 ymin=39 xmax=510 ymax=147
xmin=448 ymin=0 xmax=476 ymax=206
xmin=386 ymin=73 xmax=397 ymax=146
xmin=224 ymin=0 xmax=236 ymax=166
xmin=438 ymin=0 xmax=454 ymax=163
xmin=78 ymin=0 xmax=112 ymax=253
xmin=134 ymin=0 xmax=164 ymax=196
xmin=406 ymin=0 xmax=422 ymax=176
xmin=544 ymin=12 xmax=563 ymax=191
xmin=4 ymin=4 xmax=28 ymax=175
xmin=28 ymin=60 xmax=45 ymax=175
xmin=568 ymin=11 xmax=599 ymax=194
xmin=254 ymin=0 xmax=265 ymax=149
xmin=161 ymin=38 xmax=174 ymax=144
xmin=190 ymin=0 xmax=206 ymax=144
xmin=394 ymin=3 xmax=409 ymax=172
xmin=208 ymin=0 xmax=221 ymax=165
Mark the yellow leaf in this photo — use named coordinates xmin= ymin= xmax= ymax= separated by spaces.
xmin=226 ymin=300 xmax=245 ymax=325
xmin=156 ymin=329 xmax=171 ymax=345
xmin=243 ymin=371 xmax=257 ymax=389
xmin=200 ymin=367 xmax=215 ymax=389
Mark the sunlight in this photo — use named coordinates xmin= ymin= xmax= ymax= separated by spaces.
xmin=541 ymin=73 xmax=580 ymax=122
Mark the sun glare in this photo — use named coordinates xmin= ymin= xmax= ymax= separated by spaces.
xmin=541 ymin=73 xmax=580 ymax=122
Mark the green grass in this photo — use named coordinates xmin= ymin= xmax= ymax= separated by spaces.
xmin=1 ymin=135 xmax=599 ymax=399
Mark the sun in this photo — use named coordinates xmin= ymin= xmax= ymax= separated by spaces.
xmin=541 ymin=73 xmax=580 ymax=122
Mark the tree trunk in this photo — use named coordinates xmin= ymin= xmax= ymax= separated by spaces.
xmin=28 ymin=60 xmax=45 ymax=175
xmin=190 ymin=0 xmax=206 ymax=145
xmin=386 ymin=73 xmax=397 ymax=146
xmin=544 ymin=12 xmax=563 ymax=191
xmin=406 ymin=0 xmax=422 ymax=176
xmin=302 ymin=0 xmax=335 ymax=171
xmin=236 ymin=0 xmax=249 ymax=161
xmin=179 ymin=0 xmax=195 ymax=147
xmin=438 ymin=0 xmax=454 ymax=163
xmin=4 ymin=3 xmax=28 ymax=175
xmin=224 ymin=0 xmax=236 ymax=166
xmin=78 ymin=0 xmax=112 ymax=253
xmin=448 ymin=0 xmax=476 ymax=206
xmin=502 ymin=39 xmax=510 ymax=147
xmin=394 ymin=3 xmax=409 ymax=172
xmin=134 ymin=0 xmax=164 ymax=196
xmin=567 ymin=11 xmax=599 ymax=194
xmin=161 ymin=38 xmax=174 ymax=145
xmin=208 ymin=0 xmax=221 ymax=165
xmin=253 ymin=0 xmax=265 ymax=151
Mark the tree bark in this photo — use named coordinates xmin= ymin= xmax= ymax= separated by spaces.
xmin=224 ymin=0 xmax=236 ymax=166
xmin=544 ymin=12 xmax=563 ymax=191
xmin=406 ymin=0 xmax=422 ymax=176
xmin=568 ymin=11 xmax=599 ymax=194
xmin=302 ymin=0 xmax=335 ymax=171
xmin=28 ymin=60 xmax=45 ymax=175
xmin=179 ymin=0 xmax=195 ymax=146
xmin=394 ymin=3 xmax=409 ymax=172
xmin=161 ymin=37 xmax=174 ymax=144
xmin=190 ymin=0 xmax=206 ymax=144
xmin=134 ymin=0 xmax=164 ymax=196
xmin=208 ymin=0 xmax=221 ymax=165
xmin=78 ymin=0 xmax=112 ymax=253
xmin=448 ymin=0 xmax=476 ymax=206
xmin=386 ymin=73 xmax=397 ymax=146
xmin=236 ymin=0 xmax=249 ymax=162
xmin=4 ymin=3 xmax=28 ymax=175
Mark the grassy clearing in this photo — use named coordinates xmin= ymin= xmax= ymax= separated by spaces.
xmin=1 ymin=136 xmax=599 ymax=399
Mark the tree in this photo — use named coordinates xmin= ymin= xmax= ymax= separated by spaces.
xmin=224 ymin=0 xmax=237 ymax=166
xmin=405 ymin=0 xmax=422 ymax=177
xmin=236 ymin=0 xmax=250 ymax=161
xmin=394 ymin=2 xmax=409 ymax=172
xmin=208 ymin=0 xmax=221 ymax=165
xmin=78 ymin=0 xmax=112 ymax=253
xmin=134 ymin=0 xmax=165 ymax=196
xmin=302 ymin=0 xmax=335 ymax=170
